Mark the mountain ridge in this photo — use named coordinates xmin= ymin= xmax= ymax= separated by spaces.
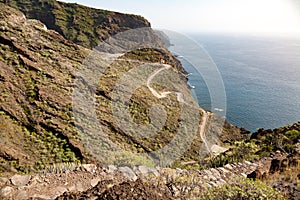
xmin=1 ymin=0 xmax=151 ymax=49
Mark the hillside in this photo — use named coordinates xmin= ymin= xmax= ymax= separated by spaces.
xmin=0 ymin=0 xmax=244 ymax=176
xmin=1 ymin=1 xmax=299 ymax=199
xmin=1 ymin=0 xmax=151 ymax=49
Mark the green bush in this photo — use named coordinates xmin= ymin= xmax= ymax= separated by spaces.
xmin=286 ymin=130 xmax=300 ymax=142
xmin=200 ymin=178 xmax=286 ymax=200
xmin=112 ymin=151 xmax=155 ymax=167
xmin=209 ymin=141 xmax=259 ymax=168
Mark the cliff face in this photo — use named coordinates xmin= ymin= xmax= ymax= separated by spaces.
xmin=1 ymin=0 xmax=151 ymax=49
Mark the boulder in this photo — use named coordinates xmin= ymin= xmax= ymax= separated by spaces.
xmin=0 ymin=186 xmax=14 ymax=198
xmin=118 ymin=167 xmax=137 ymax=181
xmin=10 ymin=174 xmax=31 ymax=187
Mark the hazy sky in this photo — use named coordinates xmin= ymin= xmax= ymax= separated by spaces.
xmin=62 ymin=0 xmax=300 ymax=36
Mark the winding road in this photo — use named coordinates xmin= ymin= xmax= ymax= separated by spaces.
xmin=146 ymin=64 xmax=212 ymax=153
xmin=198 ymin=109 xmax=211 ymax=154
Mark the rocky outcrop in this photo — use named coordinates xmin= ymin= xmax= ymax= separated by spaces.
xmin=1 ymin=0 xmax=151 ymax=49
xmin=0 ymin=160 xmax=267 ymax=200
xmin=1 ymin=153 xmax=294 ymax=199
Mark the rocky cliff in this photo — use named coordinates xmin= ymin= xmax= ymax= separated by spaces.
xmin=1 ymin=0 xmax=151 ymax=49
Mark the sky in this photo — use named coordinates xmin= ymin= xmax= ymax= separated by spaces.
xmin=62 ymin=0 xmax=300 ymax=36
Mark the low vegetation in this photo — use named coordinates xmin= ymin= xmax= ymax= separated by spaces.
xmin=200 ymin=178 xmax=286 ymax=200
xmin=208 ymin=122 xmax=300 ymax=168
xmin=1 ymin=0 xmax=150 ymax=49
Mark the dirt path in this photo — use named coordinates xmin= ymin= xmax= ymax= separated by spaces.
xmin=146 ymin=64 xmax=172 ymax=99
xmin=199 ymin=109 xmax=211 ymax=153
xmin=198 ymin=110 xmax=229 ymax=156
xmin=146 ymin=64 xmax=212 ymax=154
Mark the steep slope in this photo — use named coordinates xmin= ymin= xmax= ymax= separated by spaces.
xmin=1 ymin=0 xmax=150 ymax=49
xmin=0 ymin=3 xmax=91 ymax=176
xmin=0 ymin=3 xmax=185 ymax=175
xmin=0 ymin=1 xmax=244 ymax=177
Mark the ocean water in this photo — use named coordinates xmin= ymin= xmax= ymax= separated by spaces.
xmin=169 ymin=33 xmax=300 ymax=132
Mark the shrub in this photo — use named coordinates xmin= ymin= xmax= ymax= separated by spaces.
xmin=286 ymin=130 xmax=300 ymax=142
xmin=112 ymin=151 xmax=155 ymax=168
xmin=200 ymin=178 xmax=286 ymax=200
xmin=209 ymin=141 xmax=259 ymax=168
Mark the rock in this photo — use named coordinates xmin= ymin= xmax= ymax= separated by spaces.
xmin=209 ymin=182 xmax=218 ymax=187
xmin=218 ymin=167 xmax=230 ymax=174
xmin=176 ymin=168 xmax=183 ymax=174
xmin=107 ymin=165 xmax=118 ymax=174
xmin=118 ymin=167 xmax=138 ymax=181
xmin=204 ymin=170 xmax=217 ymax=181
xmin=0 ymin=177 xmax=9 ymax=187
xmin=208 ymin=175 xmax=217 ymax=181
xmin=203 ymin=175 xmax=208 ymax=180
xmin=244 ymin=161 xmax=252 ymax=165
xmin=91 ymin=177 xmax=101 ymax=187
xmin=169 ymin=185 xmax=180 ymax=197
xmin=219 ymin=179 xmax=226 ymax=184
xmin=81 ymin=164 xmax=97 ymax=173
xmin=67 ymin=182 xmax=85 ymax=193
xmin=54 ymin=186 xmax=68 ymax=197
xmin=135 ymin=166 xmax=159 ymax=177
xmin=10 ymin=174 xmax=31 ymax=187
xmin=203 ymin=170 xmax=212 ymax=176
xmin=251 ymin=162 xmax=258 ymax=167
xmin=29 ymin=176 xmax=42 ymax=185
xmin=210 ymin=168 xmax=221 ymax=179
xmin=32 ymin=194 xmax=53 ymax=200
xmin=0 ymin=186 xmax=14 ymax=198
xmin=15 ymin=191 xmax=28 ymax=200
xmin=224 ymin=164 xmax=233 ymax=170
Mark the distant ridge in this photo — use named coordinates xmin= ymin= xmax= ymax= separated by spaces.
xmin=1 ymin=0 xmax=151 ymax=49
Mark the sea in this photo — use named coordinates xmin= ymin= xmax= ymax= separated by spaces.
xmin=167 ymin=33 xmax=300 ymax=132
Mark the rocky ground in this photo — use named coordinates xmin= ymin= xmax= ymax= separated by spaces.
xmin=1 ymin=153 xmax=297 ymax=199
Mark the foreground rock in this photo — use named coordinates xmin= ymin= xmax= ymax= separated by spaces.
xmin=0 ymin=157 xmax=282 ymax=199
